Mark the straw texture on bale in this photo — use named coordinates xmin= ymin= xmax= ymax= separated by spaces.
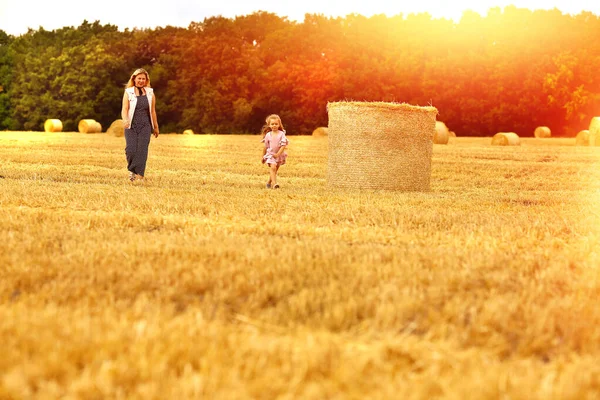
xmin=534 ymin=126 xmax=551 ymax=138
xmin=327 ymin=101 xmax=437 ymax=191
xmin=44 ymin=119 xmax=63 ymax=132
xmin=449 ymin=131 xmax=457 ymax=137
xmin=491 ymin=132 xmax=520 ymax=146
xmin=106 ymin=119 xmax=125 ymax=137
xmin=78 ymin=119 xmax=102 ymax=134
xmin=575 ymin=130 xmax=590 ymax=146
xmin=312 ymin=127 xmax=328 ymax=136
xmin=589 ymin=117 xmax=600 ymax=146
xmin=183 ymin=129 xmax=195 ymax=135
xmin=434 ymin=121 xmax=450 ymax=144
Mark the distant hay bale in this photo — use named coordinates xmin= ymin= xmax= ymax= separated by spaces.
xmin=183 ymin=129 xmax=195 ymax=135
xmin=492 ymin=132 xmax=520 ymax=146
xmin=434 ymin=121 xmax=450 ymax=144
xmin=575 ymin=130 xmax=590 ymax=146
xmin=44 ymin=119 xmax=63 ymax=132
xmin=589 ymin=117 xmax=600 ymax=146
xmin=106 ymin=119 xmax=125 ymax=137
xmin=327 ymin=101 xmax=437 ymax=191
xmin=312 ymin=127 xmax=328 ymax=136
xmin=449 ymin=130 xmax=456 ymax=137
xmin=78 ymin=119 xmax=102 ymax=134
xmin=534 ymin=126 xmax=551 ymax=138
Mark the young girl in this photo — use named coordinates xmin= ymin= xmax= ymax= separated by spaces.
xmin=261 ymin=114 xmax=289 ymax=189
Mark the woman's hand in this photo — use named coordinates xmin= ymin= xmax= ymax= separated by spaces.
xmin=153 ymin=127 xmax=159 ymax=138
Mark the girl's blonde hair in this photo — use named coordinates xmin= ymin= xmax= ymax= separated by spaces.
xmin=126 ymin=68 xmax=152 ymax=88
xmin=261 ymin=114 xmax=284 ymax=137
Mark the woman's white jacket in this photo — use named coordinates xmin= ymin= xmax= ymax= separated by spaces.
xmin=125 ymin=87 xmax=155 ymax=128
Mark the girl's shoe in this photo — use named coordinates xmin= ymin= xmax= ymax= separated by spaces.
xmin=273 ymin=184 xmax=280 ymax=189
xmin=266 ymin=183 xmax=271 ymax=189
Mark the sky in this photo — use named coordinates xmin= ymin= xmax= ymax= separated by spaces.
xmin=1 ymin=0 xmax=599 ymax=37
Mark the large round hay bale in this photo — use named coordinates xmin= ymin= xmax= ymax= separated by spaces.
xmin=575 ymin=130 xmax=590 ymax=146
xmin=327 ymin=101 xmax=437 ymax=191
xmin=449 ymin=130 xmax=457 ymax=137
xmin=312 ymin=127 xmax=328 ymax=136
xmin=44 ymin=119 xmax=63 ymax=132
xmin=183 ymin=129 xmax=195 ymax=135
xmin=78 ymin=119 xmax=101 ymax=133
xmin=589 ymin=117 xmax=600 ymax=146
xmin=534 ymin=126 xmax=551 ymax=138
xmin=491 ymin=132 xmax=520 ymax=146
xmin=106 ymin=119 xmax=125 ymax=137
xmin=434 ymin=121 xmax=450 ymax=144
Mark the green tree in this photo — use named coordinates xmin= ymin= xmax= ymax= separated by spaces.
xmin=0 ymin=30 xmax=14 ymax=129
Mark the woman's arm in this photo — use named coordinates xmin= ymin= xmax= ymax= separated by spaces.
xmin=121 ymin=92 xmax=130 ymax=128
xmin=151 ymin=94 xmax=159 ymax=137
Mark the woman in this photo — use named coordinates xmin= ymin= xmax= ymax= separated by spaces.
xmin=121 ymin=68 xmax=159 ymax=182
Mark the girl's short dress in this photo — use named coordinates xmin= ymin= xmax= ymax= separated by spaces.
xmin=263 ymin=130 xmax=289 ymax=165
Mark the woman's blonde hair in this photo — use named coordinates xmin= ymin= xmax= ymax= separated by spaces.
xmin=126 ymin=68 xmax=152 ymax=88
xmin=261 ymin=114 xmax=284 ymax=136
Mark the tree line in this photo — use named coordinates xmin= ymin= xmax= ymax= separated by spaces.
xmin=1 ymin=6 xmax=599 ymax=136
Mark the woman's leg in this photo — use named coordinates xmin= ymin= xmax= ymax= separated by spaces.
xmin=124 ymin=128 xmax=138 ymax=176
xmin=135 ymin=128 xmax=152 ymax=178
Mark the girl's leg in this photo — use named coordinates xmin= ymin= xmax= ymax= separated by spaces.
xmin=266 ymin=168 xmax=271 ymax=188
xmin=272 ymin=164 xmax=281 ymax=188
xmin=269 ymin=163 xmax=278 ymax=187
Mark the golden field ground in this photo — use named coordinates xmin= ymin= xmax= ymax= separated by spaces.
xmin=1 ymin=131 xmax=600 ymax=399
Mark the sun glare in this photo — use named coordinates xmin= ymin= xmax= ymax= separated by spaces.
xmin=298 ymin=0 xmax=594 ymax=22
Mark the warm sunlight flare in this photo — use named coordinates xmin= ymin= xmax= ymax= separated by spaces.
xmin=300 ymin=0 xmax=599 ymax=21
xmin=2 ymin=0 xmax=600 ymax=35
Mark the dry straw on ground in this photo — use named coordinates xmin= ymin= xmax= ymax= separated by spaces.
xmin=78 ymin=119 xmax=102 ymax=134
xmin=575 ymin=130 xmax=590 ymax=146
xmin=106 ymin=119 xmax=124 ymax=137
xmin=492 ymin=132 xmax=520 ymax=146
xmin=312 ymin=127 xmax=328 ymax=136
xmin=2 ymin=133 xmax=600 ymax=399
xmin=434 ymin=121 xmax=450 ymax=144
xmin=589 ymin=117 xmax=600 ymax=146
xmin=43 ymin=119 xmax=63 ymax=133
xmin=183 ymin=129 xmax=195 ymax=135
xmin=534 ymin=126 xmax=551 ymax=138
xmin=327 ymin=101 xmax=437 ymax=191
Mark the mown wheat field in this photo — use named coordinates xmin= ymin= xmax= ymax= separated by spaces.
xmin=1 ymin=131 xmax=600 ymax=399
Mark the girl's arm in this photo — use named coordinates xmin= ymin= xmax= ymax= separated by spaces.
xmin=262 ymin=136 xmax=268 ymax=162
xmin=274 ymin=145 xmax=287 ymax=157
xmin=121 ymin=92 xmax=130 ymax=128
xmin=151 ymin=94 xmax=159 ymax=137
xmin=274 ymin=134 xmax=288 ymax=157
